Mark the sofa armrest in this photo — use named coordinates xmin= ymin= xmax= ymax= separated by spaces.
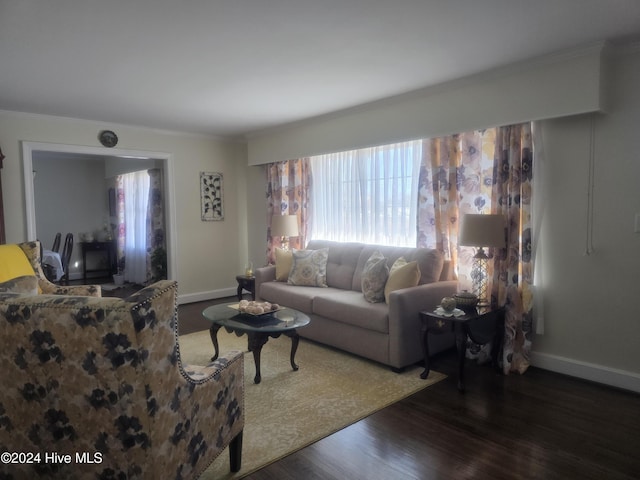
xmin=389 ymin=280 xmax=458 ymax=316
xmin=255 ymin=265 xmax=276 ymax=300
xmin=387 ymin=280 xmax=458 ymax=366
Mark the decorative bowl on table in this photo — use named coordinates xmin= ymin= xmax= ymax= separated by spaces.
xmin=454 ymin=290 xmax=479 ymax=310
xmin=230 ymin=300 xmax=281 ymax=316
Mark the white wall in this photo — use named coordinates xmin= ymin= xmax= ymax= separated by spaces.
xmin=0 ymin=112 xmax=248 ymax=302
xmin=32 ymin=155 xmax=110 ymax=277
xmin=532 ymin=47 xmax=640 ymax=389
xmin=244 ymin=45 xmax=640 ymax=392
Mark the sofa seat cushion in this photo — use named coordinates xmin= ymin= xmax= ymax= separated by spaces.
xmin=312 ymin=290 xmax=389 ymax=334
xmin=259 ymin=281 xmax=321 ymax=313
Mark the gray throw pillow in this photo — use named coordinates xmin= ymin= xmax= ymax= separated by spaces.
xmin=288 ymin=248 xmax=329 ymax=287
xmin=361 ymin=250 xmax=389 ymax=303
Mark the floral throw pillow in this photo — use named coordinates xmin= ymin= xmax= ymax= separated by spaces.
xmin=288 ymin=248 xmax=329 ymax=287
xmin=361 ymin=250 xmax=389 ymax=303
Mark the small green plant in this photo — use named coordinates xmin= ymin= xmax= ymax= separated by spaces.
xmin=117 ymin=256 xmax=126 ymax=274
xmin=150 ymin=247 xmax=167 ymax=282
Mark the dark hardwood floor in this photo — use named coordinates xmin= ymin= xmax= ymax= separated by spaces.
xmin=106 ymin=287 xmax=640 ymax=479
xmin=241 ymin=345 xmax=640 ymax=480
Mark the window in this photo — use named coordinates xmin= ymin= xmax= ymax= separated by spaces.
xmin=309 ymin=140 xmax=421 ymax=247
xmin=119 ymin=170 xmax=150 ymax=283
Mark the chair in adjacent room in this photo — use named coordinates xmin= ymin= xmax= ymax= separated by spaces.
xmin=0 ymin=278 xmax=245 ymax=479
xmin=59 ymin=232 xmax=73 ymax=285
xmin=37 ymin=239 xmax=57 ymax=282
xmin=51 ymin=231 xmax=61 ymax=252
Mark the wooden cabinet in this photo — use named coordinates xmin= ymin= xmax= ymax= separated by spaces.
xmin=81 ymin=241 xmax=116 ymax=282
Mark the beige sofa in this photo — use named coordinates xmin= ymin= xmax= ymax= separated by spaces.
xmin=255 ymin=240 xmax=457 ymax=370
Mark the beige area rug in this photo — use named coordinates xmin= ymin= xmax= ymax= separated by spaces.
xmin=179 ymin=329 xmax=446 ymax=479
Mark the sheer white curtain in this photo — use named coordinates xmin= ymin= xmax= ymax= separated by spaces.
xmin=309 ymin=140 xmax=422 ymax=246
xmin=122 ymin=170 xmax=150 ymax=284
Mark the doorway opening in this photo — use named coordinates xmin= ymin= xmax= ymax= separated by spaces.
xmin=22 ymin=141 xmax=177 ymax=284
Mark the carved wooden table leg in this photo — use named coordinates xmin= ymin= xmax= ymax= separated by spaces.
xmin=284 ymin=330 xmax=301 ymax=371
xmin=247 ymin=333 xmax=269 ymax=384
xmin=420 ymin=323 xmax=431 ymax=380
xmin=209 ymin=324 xmax=221 ymax=361
xmin=454 ymin=323 xmax=468 ymax=393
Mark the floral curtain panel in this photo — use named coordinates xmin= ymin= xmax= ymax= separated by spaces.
xmin=491 ymin=124 xmax=534 ymax=374
xmin=116 ymin=169 xmax=165 ymax=285
xmin=146 ymin=168 xmax=166 ymax=282
xmin=115 ymin=175 xmax=125 ymax=271
xmin=416 ymin=124 xmax=533 ymax=374
xmin=265 ymin=159 xmax=311 ymax=264
xmin=417 ymin=130 xmax=496 ymax=292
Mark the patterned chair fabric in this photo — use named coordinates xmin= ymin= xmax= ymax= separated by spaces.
xmin=0 ymin=280 xmax=244 ymax=479
xmin=18 ymin=241 xmax=102 ymax=297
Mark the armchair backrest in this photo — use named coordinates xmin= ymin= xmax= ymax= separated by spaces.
xmin=16 ymin=241 xmax=101 ymax=296
xmin=0 ymin=280 xmax=245 ymax=479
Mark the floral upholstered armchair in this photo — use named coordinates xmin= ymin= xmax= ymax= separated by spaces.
xmin=0 ymin=241 xmax=101 ymax=297
xmin=0 ymin=279 xmax=244 ymax=479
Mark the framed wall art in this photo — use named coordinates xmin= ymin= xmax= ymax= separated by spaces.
xmin=200 ymin=172 xmax=224 ymax=221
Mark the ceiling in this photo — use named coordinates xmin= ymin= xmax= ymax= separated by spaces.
xmin=2 ymin=1 xmax=640 ymax=138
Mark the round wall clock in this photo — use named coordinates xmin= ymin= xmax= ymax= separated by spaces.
xmin=99 ymin=130 xmax=118 ymax=148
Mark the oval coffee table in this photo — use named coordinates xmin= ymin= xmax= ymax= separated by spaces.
xmin=202 ymin=303 xmax=310 ymax=384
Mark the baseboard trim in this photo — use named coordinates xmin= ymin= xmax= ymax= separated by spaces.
xmin=531 ymin=352 xmax=640 ymax=394
xmin=178 ymin=287 xmax=237 ymax=305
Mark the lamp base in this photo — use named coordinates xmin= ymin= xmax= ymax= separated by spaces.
xmin=470 ymin=248 xmax=489 ymax=306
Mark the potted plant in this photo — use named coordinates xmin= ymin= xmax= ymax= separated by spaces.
xmin=150 ymin=247 xmax=167 ymax=282
xmin=113 ymin=256 xmax=125 ymax=286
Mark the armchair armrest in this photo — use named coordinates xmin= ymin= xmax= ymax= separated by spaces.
xmin=158 ymin=349 xmax=245 ymax=477
xmin=181 ymin=350 xmax=245 ymax=383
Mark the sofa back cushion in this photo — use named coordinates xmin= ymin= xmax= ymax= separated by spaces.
xmin=353 ymin=244 xmax=444 ymax=291
xmin=306 ymin=240 xmax=364 ymax=290
xmin=306 ymin=240 xmax=444 ymax=292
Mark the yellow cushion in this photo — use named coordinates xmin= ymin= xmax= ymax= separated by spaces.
xmin=275 ymin=248 xmax=293 ymax=281
xmin=0 ymin=244 xmax=36 ymax=283
xmin=384 ymin=257 xmax=420 ymax=303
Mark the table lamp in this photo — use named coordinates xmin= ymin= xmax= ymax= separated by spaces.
xmin=271 ymin=215 xmax=299 ymax=251
xmin=459 ymin=213 xmax=506 ymax=305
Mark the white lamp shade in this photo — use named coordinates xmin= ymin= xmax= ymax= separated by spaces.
xmin=459 ymin=214 xmax=506 ymax=248
xmin=271 ymin=215 xmax=299 ymax=237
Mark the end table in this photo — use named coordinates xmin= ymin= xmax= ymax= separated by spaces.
xmin=419 ymin=306 xmax=504 ymax=392
xmin=236 ymin=275 xmax=255 ymax=301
